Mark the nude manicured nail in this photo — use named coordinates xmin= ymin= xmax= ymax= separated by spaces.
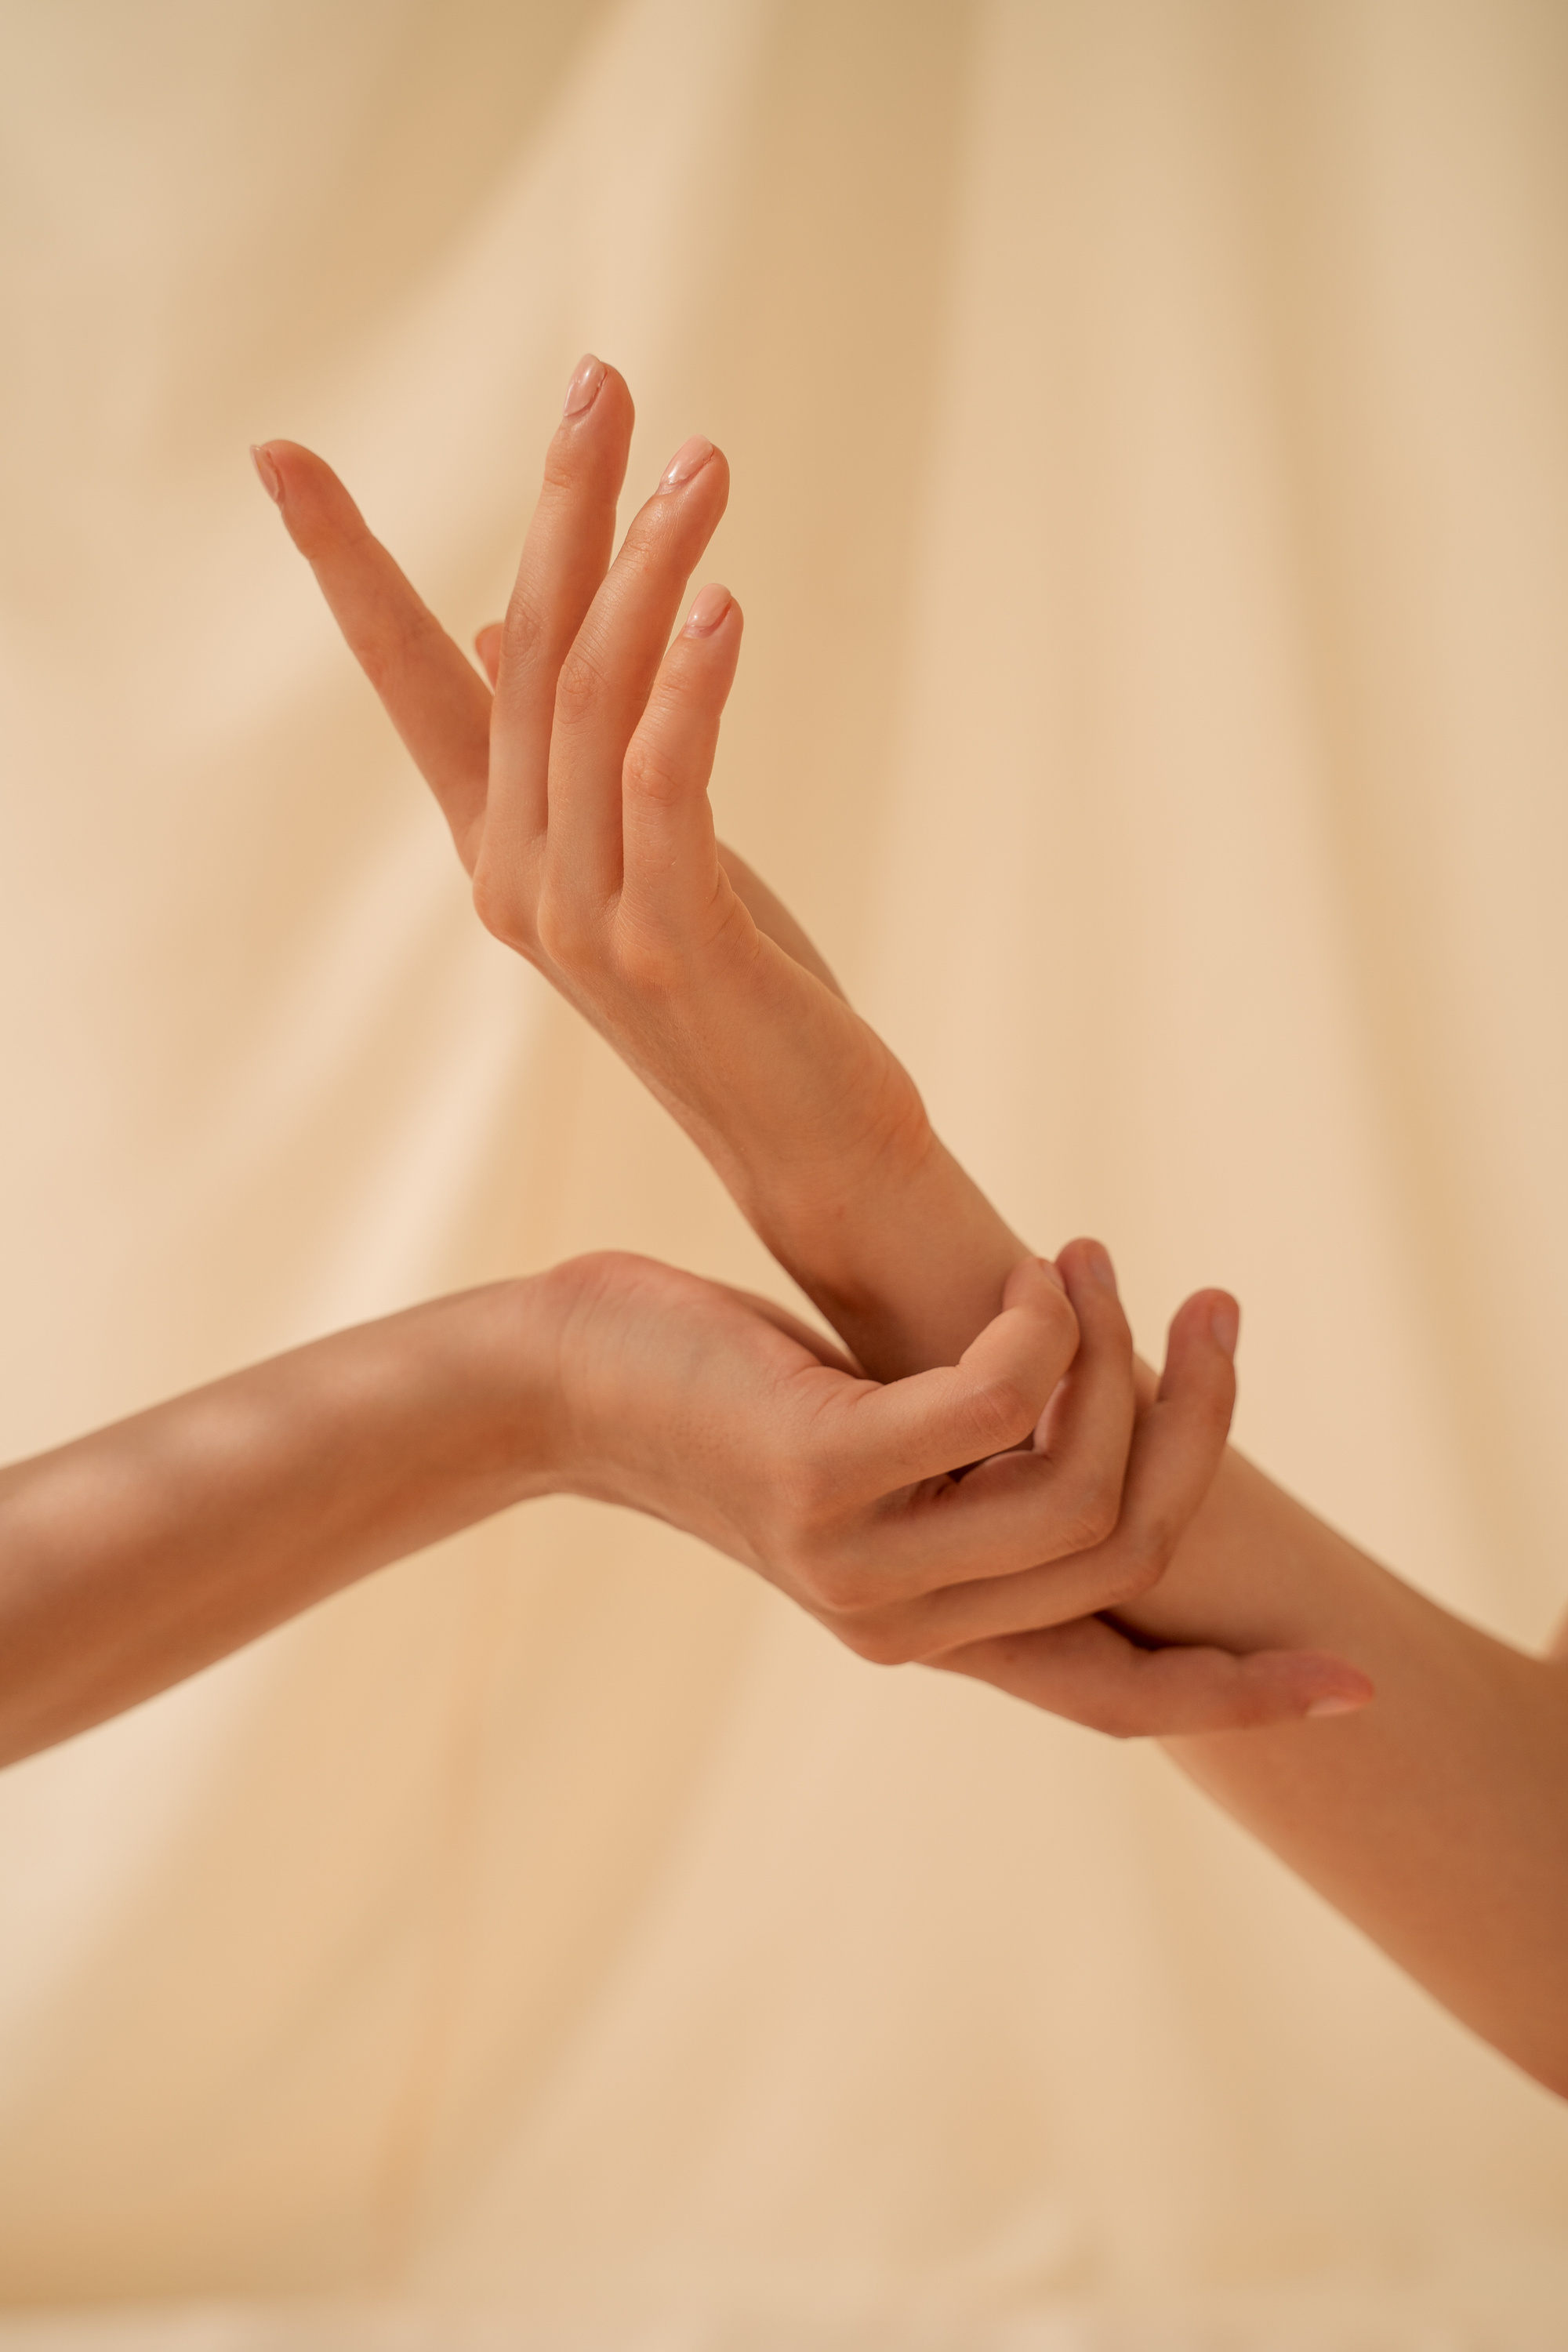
xmin=249 ymin=443 xmax=282 ymax=504
xmin=1305 ymin=1693 xmax=1367 ymax=1719
xmin=1039 ymin=1258 xmax=1068 ymax=1294
xmin=1210 ymin=1296 xmax=1240 ymax=1357
xmin=683 ymin=583 xmax=733 ymax=637
xmin=658 ymin=435 xmax=715 ymax=494
xmin=563 ymin=354 xmax=606 ymax=418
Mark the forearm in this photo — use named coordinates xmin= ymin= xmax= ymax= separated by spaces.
xmin=1149 ymin=1453 xmax=1568 ymax=2092
xmin=715 ymin=848 xmax=1029 ymax=1380
xmin=748 ymin=1098 xmax=1568 ymax=2089
xmin=0 ymin=1280 xmax=561 ymax=1768
xmin=749 ymin=1126 xmax=1029 ymax=1382
xmin=266 ymin=408 xmax=1567 ymax=2082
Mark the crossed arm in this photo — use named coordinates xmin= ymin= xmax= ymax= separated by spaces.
xmin=0 ymin=361 xmax=1561 ymax=2107
xmin=249 ymin=359 xmax=1568 ymax=2096
xmin=0 ymin=1248 xmax=1269 ymax=1766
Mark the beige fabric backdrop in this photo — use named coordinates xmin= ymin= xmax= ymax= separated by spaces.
xmin=2 ymin=2 xmax=1566 ymax=2344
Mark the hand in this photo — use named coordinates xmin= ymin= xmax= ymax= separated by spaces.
xmin=535 ymin=1240 xmax=1362 ymax=1728
xmin=252 ymin=364 xmax=1019 ymax=1380
xmin=550 ymin=1244 xmax=1187 ymax=1669
xmin=249 ymin=374 xmax=1371 ymax=1733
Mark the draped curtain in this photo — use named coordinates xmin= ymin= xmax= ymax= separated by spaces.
xmin=1 ymin=2 xmax=1566 ymax=2343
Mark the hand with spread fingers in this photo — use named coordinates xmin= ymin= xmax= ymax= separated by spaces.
xmin=252 ymin=363 xmax=1022 ymax=1388
xmin=249 ymin=363 xmax=1568 ymax=2096
xmin=250 ymin=362 xmax=1365 ymax=1740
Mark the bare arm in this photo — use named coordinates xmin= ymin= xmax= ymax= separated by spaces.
xmin=0 ymin=1282 xmax=557 ymax=1766
xmin=2 ymin=1250 xmax=1249 ymax=1772
xmin=706 ymin=864 xmax=1568 ymax=2085
xmin=719 ymin=847 xmax=1568 ymax=2094
xmin=728 ymin=808 xmax=1568 ymax=2101
xmin=256 ymin=372 xmax=1568 ymax=2096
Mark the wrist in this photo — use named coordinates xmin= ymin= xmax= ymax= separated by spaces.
xmin=746 ymin=1130 xmax=1033 ymax=1381
xmin=519 ymin=1250 xmax=727 ymax=1519
xmin=510 ymin=1252 xmax=650 ymax=1506
xmin=424 ymin=1275 xmax=572 ymax=1510
xmin=1114 ymin=1443 xmax=1369 ymax=1656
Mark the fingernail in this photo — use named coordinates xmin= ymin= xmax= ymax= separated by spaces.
xmin=1210 ymin=1296 xmax=1240 ymax=1357
xmin=1087 ymin=1242 xmax=1117 ymax=1292
xmin=1038 ymin=1257 xmax=1067 ymax=1294
xmin=658 ymin=434 xmax=715 ymax=495
xmin=563 ymin=354 xmax=606 ymax=418
xmin=249 ymin=444 xmax=282 ymax=504
xmin=683 ymin=583 xmax=733 ymax=637
xmin=1305 ymin=1693 xmax=1367 ymax=1719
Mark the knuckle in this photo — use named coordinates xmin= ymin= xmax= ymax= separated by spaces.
xmin=964 ymin=1373 xmax=1037 ymax=1458
xmin=1083 ymin=1495 xmax=1122 ymax=1551
xmin=791 ymin=1517 xmax=902 ymax=1620
xmin=543 ymin=1247 xmax=636 ymax=1309
xmin=1100 ymin=1523 xmax=1176 ymax=1608
xmin=540 ymin=442 xmax=583 ymax=496
xmin=802 ymin=1554 xmax=872 ymax=1617
xmin=1109 ymin=1550 xmax=1167 ymax=1608
xmin=621 ymin=734 xmax=684 ymax=811
xmin=1058 ymin=1469 xmax=1122 ymax=1553
xmin=500 ymin=591 xmax=548 ymax=671
xmin=470 ymin=864 xmax=501 ymax=933
xmin=553 ymin=649 xmax=608 ymax=730
xmin=533 ymin=885 xmax=597 ymax=971
xmin=777 ymin=1448 xmax=844 ymax=1532
xmin=1040 ymin=1283 xmax=1080 ymax=1361
xmin=470 ymin=860 xmax=528 ymax=953
xmin=1133 ymin=1496 xmax=1184 ymax=1573
xmin=612 ymin=925 xmax=679 ymax=994
xmin=833 ymin=1612 xmax=914 ymax=1668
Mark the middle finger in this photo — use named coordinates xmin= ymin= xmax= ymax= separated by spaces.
xmin=542 ymin=433 xmax=730 ymax=917
xmin=485 ymin=356 xmax=637 ymax=877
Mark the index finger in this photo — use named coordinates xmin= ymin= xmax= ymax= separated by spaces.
xmin=858 ymin=1287 xmax=1238 ymax=1639
xmin=819 ymin=1258 xmax=1080 ymax=1501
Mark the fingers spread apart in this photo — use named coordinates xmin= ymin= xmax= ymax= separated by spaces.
xmin=479 ymin=359 xmax=637 ymax=906
xmin=539 ymin=434 xmax=731 ymax=931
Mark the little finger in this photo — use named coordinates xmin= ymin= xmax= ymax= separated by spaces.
xmin=618 ymin=586 xmax=744 ymax=963
xmin=936 ymin=1613 xmax=1374 ymax=1737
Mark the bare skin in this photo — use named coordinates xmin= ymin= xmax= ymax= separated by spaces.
xmin=0 ymin=1245 xmax=1279 ymax=1769
xmin=252 ymin=357 xmax=1568 ymax=2096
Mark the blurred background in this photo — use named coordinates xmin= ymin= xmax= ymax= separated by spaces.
xmin=1 ymin=2 xmax=1566 ymax=2345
